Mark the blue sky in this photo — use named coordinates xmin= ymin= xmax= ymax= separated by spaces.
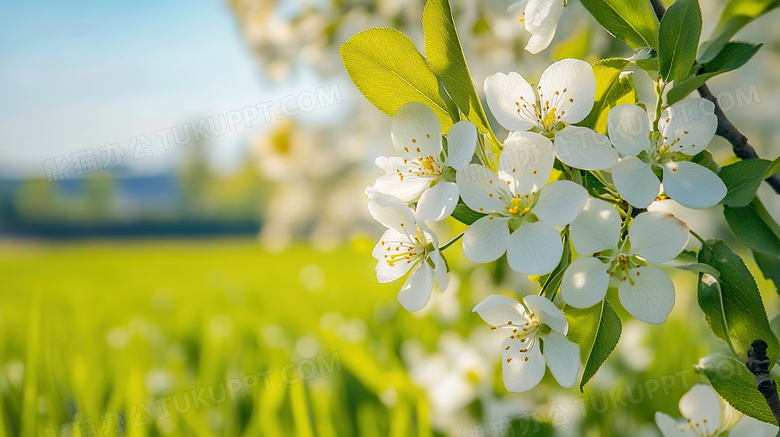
xmin=0 ymin=0 xmax=343 ymax=177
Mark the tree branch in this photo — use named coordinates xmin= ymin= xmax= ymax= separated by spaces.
xmin=748 ymin=339 xmax=780 ymax=426
xmin=649 ymin=0 xmax=780 ymax=195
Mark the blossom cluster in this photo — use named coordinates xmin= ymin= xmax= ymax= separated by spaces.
xmin=364 ymin=56 xmax=729 ymax=393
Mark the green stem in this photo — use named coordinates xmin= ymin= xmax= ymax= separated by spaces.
xmin=439 ymin=232 xmax=464 ymax=251
xmin=589 ymin=170 xmax=620 ymax=197
xmin=690 ymin=229 xmax=706 ymax=246
xmin=653 ymin=81 xmax=666 ymax=131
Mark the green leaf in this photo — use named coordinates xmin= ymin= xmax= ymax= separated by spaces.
xmin=581 ymin=170 xmax=612 ymax=198
xmin=629 ymin=46 xmax=659 ymax=76
xmin=578 ymin=58 xmax=637 ymax=134
xmin=423 ymin=0 xmax=494 ymax=140
xmin=724 ymin=199 xmax=780 ymax=256
xmin=565 ymin=300 xmax=622 ymax=391
xmin=340 ymin=28 xmax=456 ymax=132
xmin=539 ymin=230 xmax=571 ymax=299
xmin=698 ymin=239 xmax=779 ymax=362
xmin=659 ymin=0 xmax=702 ymax=84
xmin=579 ymin=0 xmax=660 ymax=49
xmin=675 ymin=262 xmax=721 ymax=278
xmin=450 ymin=200 xmax=485 ymax=225
xmin=667 ymin=42 xmax=762 ymax=105
xmin=699 ymin=352 xmax=780 ymax=424
xmin=699 ymin=0 xmax=780 ymax=63
xmin=765 ymin=155 xmax=780 ymax=179
xmin=691 ymin=150 xmax=720 ymax=174
xmin=753 ymin=250 xmax=780 ymax=291
xmin=554 ymin=26 xmax=593 ymax=61
xmin=719 ymin=159 xmax=772 ymax=207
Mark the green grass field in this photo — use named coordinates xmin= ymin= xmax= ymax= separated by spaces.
xmin=0 ymin=238 xmax=766 ymax=436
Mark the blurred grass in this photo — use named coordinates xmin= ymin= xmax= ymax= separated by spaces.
xmin=0 ymin=239 xmax=439 ymax=437
xmin=0 ymin=238 xmax=772 ymax=436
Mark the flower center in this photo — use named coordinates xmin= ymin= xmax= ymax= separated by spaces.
xmin=420 ymin=155 xmax=439 ymax=173
xmin=650 ymin=134 xmax=684 ymax=164
xmin=492 ymin=314 xmax=547 ymax=363
xmin=382 ymin=228 xmax=429 ymax=267
xmin=676 ymin=418 xmax=717 ymax=437
xmin=603 ymin=252 xmax=645 ymax=285
xmin=490 ymin=313 xmax=541 ymax=339
xmin=504 ymin=192 xmax=536 ymax=217
xmin=392 ymin=155 xmax=442 ymax=182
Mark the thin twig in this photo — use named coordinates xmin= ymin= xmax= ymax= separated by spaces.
xmin=649 ymin=0 xmax=780 ymax=195
xmin=439 ymin=232 xmax=463 ymax=251
xmin=747 ymin=340 xmax=780 ymax=426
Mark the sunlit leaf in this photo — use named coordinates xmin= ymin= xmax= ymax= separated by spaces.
xmin=579 ymin=0 xmax=659 ymax=49
xmin=699 ymin=0 xmax=780 ymax=62
xmin=659 ymin=0 xmax=702 ymax=84
xmin=578 ymin=58 xmax=637 ymax=134
xmin=423 ymin=0 xmax=497 ymax=144
xmin=667 ymin=42 xmax=762 ymax=105
xmin=340 ymin=28 xmax=457 ymax=132
xmin=565 ymin=300 xmax=622 ymax=391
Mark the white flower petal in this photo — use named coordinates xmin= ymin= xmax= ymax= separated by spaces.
xmin=416 ymin=181 xmax=459 ymax=222
xmin=508 ymin=0 xmax=529 ymax=13
xmin=371 ymin=173 xmax=433 ymax=202
xmin=532 ymin=180 xmax=588 ymax=227
xmin=613 ymin=156 xmax=661 ymax=208
xmin=730 ymin=415 xmax=780 ymax=437
xmin=538 ymin=58 xmax=595 ymax=124
xmin=523 ymin=294 xmax=568 ymax=334
xmin=561 ymin=257 xmax=610 ymax=308
xmin=444 ymin=121 xmax=478 ymax=170
xmin=659 ymin=98 xmax=717 ymax=156
xmin=372 ymin=229 xmax=416 ymax=283
xmin=607 ymin=104 xmax=651 ymax=156
xmin=391 ymin=102 xmax=443 ymax=161
xmin=542 ymin=331 xmax=580 ymax=388
xmin=629 ymin=212 xmax=689 ymax=264
xmin=553 ymin=126 xmax=618 ymax=170
xmin=502 ymin=336 xmax=546 ymax=392
xmin=523 ymin=0 xmax=565 ymax=54
xmin=456 ymin=164 xmax=509 ymax=214
xmin=484 ymin=72 xmax=540 ymax=132
xmin=663 ymin=161 xmax=727 ymax=209
xmin=570 ymin=197 xmax=621 ymax=255
xmin=499 ymin=132 xmax=556 ymax=196
xmin=430 ymin=250 xmax=450 ymax=292
xmin=375 ymin=156 xmax=405 ymax=173
xmin=506 ymin=221 xmax=563 ymax=276
xmin=397 ymin=262 xmax=435 ymax=312
xmin=473 ymin=295 xmax=527 ymax=327
xmin=462 ymin=215 xmax=510 ymax=263
xmin=618 ymin=267 xmax=675 ymax=324
xmin=679 ymin=384 xmax=722 ymax=436
xmin=655 ymin=412 xmax=688 ymax=437
xmin=366 ymin=190 xmax=419 ymax=232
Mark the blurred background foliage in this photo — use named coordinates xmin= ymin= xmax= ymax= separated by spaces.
xmin=0 ymin=0 xmax=779 ymax=436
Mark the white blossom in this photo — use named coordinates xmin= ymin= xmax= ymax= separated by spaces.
xmin=607 ymin=99 xmax=727 ymax=209
xmin=372 ymin=102 xmax=478 ymax=222
xmin=485 ymin=58 xmax=618 ymax=171
xmin=561 ymin=198 xmax=689 ymax=324
xmin=367 ymin=190 xmax=448 ymax=312
xmin=655 ymin=384 xmax=778 ymax=436
xmin=473 ymin=294 xmax=580 ymax=392
xmin=508 ymin=0 xmax=566 ymax=54
xmin=456 ymin=132 xmax=587 ymax=275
